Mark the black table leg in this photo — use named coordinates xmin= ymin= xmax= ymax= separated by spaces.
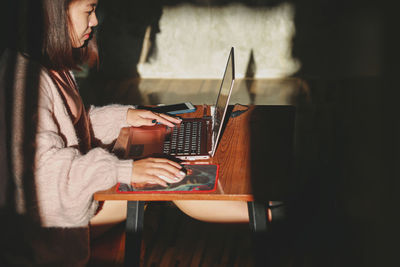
xmin=248 ymin=201 xmax=269 ymax=266
xmin=125 ymin=201 xmax=145 ymax=267
xmin=247 ymin=201 xmax=268 ymax=232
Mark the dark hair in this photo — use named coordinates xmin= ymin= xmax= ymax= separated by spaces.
xmin=9 ymin=0 xmax=98 ymax=70
xmin=41 ymin=0 xmax=98 ymax=70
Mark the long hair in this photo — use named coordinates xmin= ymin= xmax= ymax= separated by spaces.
xmin=40 ymin=0 xmax=97 ymax=152
xmin=42 ymin=0 xmax=98 ymax=70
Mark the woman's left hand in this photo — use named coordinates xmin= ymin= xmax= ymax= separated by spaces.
xmin=126 ymin=108 xmax=181 ymax=127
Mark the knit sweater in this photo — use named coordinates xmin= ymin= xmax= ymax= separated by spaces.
xmin=7 ymin=51 xmax=134 ymax=227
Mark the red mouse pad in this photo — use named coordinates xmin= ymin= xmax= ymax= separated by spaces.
xmin=117 ymin=163 xmax=219 ymax=193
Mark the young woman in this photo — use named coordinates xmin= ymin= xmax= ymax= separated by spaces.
xmin=2 ymin=2 xmax=250 ymax=262
xmin=1 ymin=0 xmax=187 ymax=232
xmin=64 ymin=0 xmax=250 ymax=228
xmin=50 ymin=0 xmax=249 ymax=229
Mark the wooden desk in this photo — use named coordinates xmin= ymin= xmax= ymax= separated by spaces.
xmin=95 ymin=105 xmax=254 ymax=202
xmin=94 ymin=105 xmax=278 ymax=266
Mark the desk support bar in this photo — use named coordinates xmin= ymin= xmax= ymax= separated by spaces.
xmin=125 ymin=201 xmax=145 ymax=267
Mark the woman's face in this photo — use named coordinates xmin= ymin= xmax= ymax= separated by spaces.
xmin=68 ymin=0 xmax=98 ymax=48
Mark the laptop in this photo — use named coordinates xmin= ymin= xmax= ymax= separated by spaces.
xmin=127 ymin=47 xmax=235 ymax=160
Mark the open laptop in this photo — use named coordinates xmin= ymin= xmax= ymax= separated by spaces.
xmin=127 ymin=47 xmax=235 ymax=160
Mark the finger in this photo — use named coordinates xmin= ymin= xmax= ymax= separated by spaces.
xmin=154 ymin=174 xmax=181 ymax=184
xmin=149 ymin=167 xmax=185 ymax=183
xmin=137 ymin=118 xmax=159 ymax=126
xmin=150 ymin=158 xmax=183 ymax=169
xmin=145 ymin=175 xmax=168 ymax=187
xmin=151 ymin=162 xmax=185 ymax=176
xmin=152 ymin=115 xmax=175 ymax=127
xmin=158 ymin=113 xmax=182 ymax=124
xmin=140 ymin=111 xmax=181 ymax=126
xmin=137 ymin=111 xmax=175 ymax=127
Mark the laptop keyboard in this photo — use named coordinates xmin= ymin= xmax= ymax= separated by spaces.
xmin=163 ymin=121 xmax=203 ymax=156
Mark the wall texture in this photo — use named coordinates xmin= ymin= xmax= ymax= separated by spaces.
xmin=89 ymin=1 xmax=383 ymax=81
xmin=138 ymin=3 xmax=300 ymax=79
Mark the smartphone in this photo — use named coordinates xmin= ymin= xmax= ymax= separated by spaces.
xmin=138 ymin=102 xmax=196 ymax=115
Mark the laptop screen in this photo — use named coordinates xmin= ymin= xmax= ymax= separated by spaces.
xmin=211 ymin=47 xmax=235 ymax=156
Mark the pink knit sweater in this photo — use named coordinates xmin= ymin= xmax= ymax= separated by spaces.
xmin=13 ymin=53 xmax=134 ymax=227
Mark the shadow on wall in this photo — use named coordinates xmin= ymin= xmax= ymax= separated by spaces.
xmin=82 ymin=0 xmax=291 ymax=105
xmin=80 ymin=0 xmax=384 ymax=106
xmin=90 ymin=0 xmax=285 ymax=79
xmin=79 ymin=0 xmax=163 ymax=105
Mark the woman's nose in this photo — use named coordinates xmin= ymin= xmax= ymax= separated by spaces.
xmin=89 ymin=13 xmax=98 ymax=27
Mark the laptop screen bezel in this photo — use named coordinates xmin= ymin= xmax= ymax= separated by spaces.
xmin=210 ymin=47 xmax=235 ymax=157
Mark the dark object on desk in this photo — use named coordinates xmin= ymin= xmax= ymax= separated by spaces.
xmin=249 ymin=105 xmax=296 ymax=202
xmin=137 ymin=102 xmax=196 ymax=115
xmin=230 ymin=103 xmax=249 ymax=118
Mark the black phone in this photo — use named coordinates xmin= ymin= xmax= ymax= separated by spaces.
xmin=138 ymin=102 xmax=196 ymax=115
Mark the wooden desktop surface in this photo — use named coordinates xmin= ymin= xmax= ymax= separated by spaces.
xmin=94 ymin=105 xmax=254 ymax=201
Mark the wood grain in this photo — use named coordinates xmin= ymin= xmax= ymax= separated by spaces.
xmin=94 ymin=105 xmax=258 ymax=201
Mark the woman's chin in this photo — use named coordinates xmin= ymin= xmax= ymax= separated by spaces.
xmin=71 ymin=39 xmax=86 ymax=48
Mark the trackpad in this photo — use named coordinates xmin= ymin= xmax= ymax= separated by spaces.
xmin=128 ymin=125 xmax=166 ymax=159
xmin=129 ymin=144 xmax=144 ymax=157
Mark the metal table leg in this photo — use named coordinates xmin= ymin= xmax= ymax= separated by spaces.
xmin=248 ymin=201 xmax=268 ymax=232
xmin=125 ymin=201 xmax=145 ymax=267
xmin=248 ymin=201 xmax=268 ymax=266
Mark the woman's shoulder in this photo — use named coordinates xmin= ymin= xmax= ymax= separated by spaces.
xmin=1 ymin=49 xmax=41 ymax=70
xmin=1 ymin=49 xmax=57 ymax=95
xmin=1 ymin=49 xmax=51 ymax=80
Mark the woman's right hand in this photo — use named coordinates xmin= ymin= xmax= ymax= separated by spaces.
xmin=126 ymin=108 xmax=181 ymax=128
xmin=131 ymin=158 xmax=186 ymax=187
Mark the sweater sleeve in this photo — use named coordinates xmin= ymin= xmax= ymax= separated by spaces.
xmin=35 ymin=76 xmax=132 ymax=227
xmin=88 ymin=104 xmax=135 ymax=144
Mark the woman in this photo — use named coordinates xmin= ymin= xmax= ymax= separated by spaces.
xmin=65 ymin=0 xmax=249 ymax=228
xmin=1 ymin=0 xmax=186 ymax=232
xmin=49 ymin=0 xmax=249 ymax=229
xmin=2 ymin=2 xmax=249 ymax=263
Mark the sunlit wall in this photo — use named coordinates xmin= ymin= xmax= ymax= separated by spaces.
xmin=138 ymin=3 xmax=300 ymax=79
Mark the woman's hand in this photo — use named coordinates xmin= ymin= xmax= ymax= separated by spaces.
xmin=127 ymin=108 xmax=181 ymax=127
xmin=131 ymin=158 xmax=186 ymax=187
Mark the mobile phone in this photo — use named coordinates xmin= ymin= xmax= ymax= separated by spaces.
xmin=138 ymin=102 xmax=196 ymax=115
